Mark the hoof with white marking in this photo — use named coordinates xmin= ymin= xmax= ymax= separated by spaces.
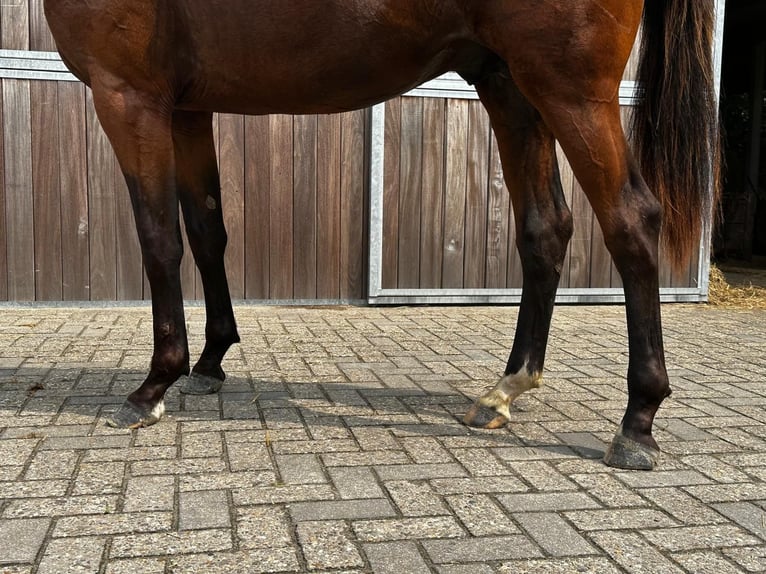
xmin=106 ymin=400 xmax=165 ymax=429
xmin=180 ymin=372 xmax=224 ymax=395
xmin=603 ymin=427 xmax=660 ymax=470
xmin=462 ymin=402 xmax=510 ymax=429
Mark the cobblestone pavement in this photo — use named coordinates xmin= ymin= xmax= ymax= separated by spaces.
xmin=0 ymin=303 xmax=765 ymax=573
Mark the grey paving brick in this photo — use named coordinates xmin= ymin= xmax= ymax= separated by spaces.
xmin=289 ymin=499 xmax=396 ymax=522
xmin=430 ymin=476 xmax=528 ymax=495
xmin=275 ymin=453 xmax=327 ymax=485
xmin=297 ymin=520 xmax=364 ymax=570
xmin=375 ymin=463 xmax=467 ymax=481
xmin=352 ymin=516 xmax=465 ymax=542
xmin=385 ymin=480 xmax=447 ymax=516
xmin=364 ymin=541 xmax=431 ymax=574
xmin=170 ymin=548 xmax=301 ymax=573
xmin=23 ymin=450 xmax=79 ymax=480
xmin=671 ymin=551 xmax=747 ymax=574
xmin=590 ymin=531 xmax=684 ymax=574
xmin=564 ymin=508 xmax=678 ymax=531
xmin=236 ymin=506 xmax=293 ymax=549
xmin=0 ymin=440 xmax=38 ymax=469
xmin=37 ymin=537 xmax=105 ymax=574
xmin=514 ymin=512 xmax=594 ymax=556
xmin=123 ymin=475 xmax=175 ymax=512
xmin=684 ymin=482 xmax=766 ymax=503
xmin=182 ymin=431 xmax=223 ymax=458
xmin=233 ymin=484 xmax=335 ymax=506
xmin=497 ymin=492 xmax=601 ymax=513
xmin=447 ymin=494 xmax=519 ymax=536
xmin=4 ymin=495 xmax=118 ymax=518
xmin=327 ymin=466 xmax=385 ymax=499
xmin=506 ymin=461 xmax=578 ymax=491
xmin=615 ymin=469 xmax=713 ymax=489
xmin=639 ymin=487 xmax=730 ymax=525
xmin=0 ymin=518 xmax=50 ymax=565
xmin=714 ymin=502 xmax=766 ymax=539
xmin=105 ymin=557 xmax=167 ymax=574
xmin=723 ymin=546 xmax=766 ymax=572
xmin=109 ymin=528 xmax=232 ymax=558
xmin=439 ymin=565 xmax=495 ymax=574
xmin=642 ymin=525 xmax=761 ymax=552
xmin=179 ymin=490 xmax=231 ymax=530
xmin=424 ymin=535 xmax=541 ymax=563
xmin=498 ymin=557 xmax=623 ymax=573
xmin=570 ymin=473 xmax=646 ymax=507
xmin=400 ymin=437 xmax=453 ymax=464
xmin=53 ymin=512 xmax=172 ymax=537
xmin=72 ymin=461 xmax=125 ymax=495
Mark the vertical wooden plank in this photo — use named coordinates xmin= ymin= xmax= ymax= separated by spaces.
xmin=86 ymin=90 xmax=117 ymax=300
xmin=58 ymin=82 xmax=89 ymax=301
xmin=0 ymin=82 xmax=7 ymax=301
xmin=316 ymin=114 xmax=342 ymax=299
xmin=293 ymin=114 xmax=318 ymax=299
xmin=567 ymin=181 xmax=593 ymax=288
xmin=486 ymin=134 xmax=510 ymax=288
xmin=3 ymin=80 xmax=35 ymax=300
xmin=622 ymin=26 xmax=642 ymax=82
xmin=219 ymin=113 xmax=246 ymax=299
xmin=339 ymin=109 xmax=366 ymax=299
xmin=419 ymin=98 xmax=445 ymax=289
xmin=1 ymin=0 xmax=29 ymax=50
xmin=556 ymin=144 xmax=574 ymax=288
xmin=31 ymin=80 xmax=62 ymax=300
xmin=397 ymin=98 xmax=423 ymax=288
xmin=114 ymin=151 xmax=143 ymax=300
xmin=269 ymin=114 xmax=294 ymax=299
xmin=589 ymin=215 xmax=613 ymax=288
xmin=464 ymin=101 xmax=490 ymax=288
xmin=382 ymin=99 xmax=401 ymax=289
xmin=244 ymin=115 xmax=270 ymax=299
xmin=443 ymin=99 xmax=468 ymax=289
xmin=29 ymin=0 xmax=55 ymax=51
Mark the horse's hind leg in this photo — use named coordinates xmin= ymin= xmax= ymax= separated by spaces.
xmin=90 ymin=83 xmax=189 ymax=428
xmin=504 ymin=54 xmax=667 ymax=470
xmin=550 ymin=102 xmax=669 ymax=470
xmin=463 ymin=74 xmax=573 ymax=429
xmin=172 ymin=110 xmax=240 ymax=395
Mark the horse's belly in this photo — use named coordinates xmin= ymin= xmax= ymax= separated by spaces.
xmin=174 ymin=2 xmax=471 ymax=115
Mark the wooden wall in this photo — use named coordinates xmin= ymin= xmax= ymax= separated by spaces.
xmin=379 ymin=99 xmax=700 ymax=291
xmin=0 ymin=78 xmax=369 ymax=301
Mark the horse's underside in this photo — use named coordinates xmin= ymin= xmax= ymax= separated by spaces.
xmin=44 ymin=0 xmax=718 ymax=470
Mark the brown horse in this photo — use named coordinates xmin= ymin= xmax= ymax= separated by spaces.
xmin=44 ymin=0 xmax=718 ymax=469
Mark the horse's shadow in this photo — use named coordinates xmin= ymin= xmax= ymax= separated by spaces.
xmin=2 ymin=368 xmax=606 ymax=460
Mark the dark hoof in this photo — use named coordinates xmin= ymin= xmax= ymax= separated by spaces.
xmin=462 ymin=402 xmax=510 ymax=430
xmin=106 ymin=400 xmax=165 ymax=429
xmin=603 ymin=429 xmax=660 ymax=470
xmin=180 ymin=372 xmax=224 ymax=395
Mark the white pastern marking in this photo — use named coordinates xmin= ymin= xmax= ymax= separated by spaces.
xmin=149 ymin=400 xmax=166 ymax=420
xmin=477 ymin=368 xmax=543 ymax=420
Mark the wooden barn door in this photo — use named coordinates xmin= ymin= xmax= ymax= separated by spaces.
xmin=368 ymin=67 xmax=710 ymax=304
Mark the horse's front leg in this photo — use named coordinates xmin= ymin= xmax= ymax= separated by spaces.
xmin=173 ymin=110 xmax=240 ymax=395
xmin=91 ymin=82 xmax=190 ymax=428
xmin=463 ymin=75 xmax=573 ymax=429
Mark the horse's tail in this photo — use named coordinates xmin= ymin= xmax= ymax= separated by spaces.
xmin=630 ymin=0 xmax=720 ymax=268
